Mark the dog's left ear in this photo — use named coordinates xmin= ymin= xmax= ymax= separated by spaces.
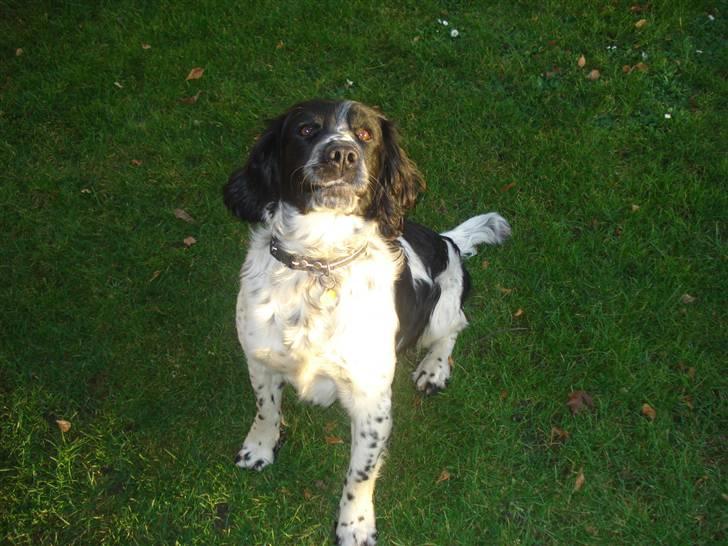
xmin=369 ymin=117 xmax=425 ymax=238
xmin=223 ymin=114 xmax=286 ymax=223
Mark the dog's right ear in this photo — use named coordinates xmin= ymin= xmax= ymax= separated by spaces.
xmin=223 ymin=115 xmax=285 ymax=222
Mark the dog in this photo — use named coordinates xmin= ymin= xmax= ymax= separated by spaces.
xmin=223 ymin=99 xmax=510 ymax=545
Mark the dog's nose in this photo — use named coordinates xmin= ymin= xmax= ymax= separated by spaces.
xmin=324 ymin=142 xmax=359 ymax=172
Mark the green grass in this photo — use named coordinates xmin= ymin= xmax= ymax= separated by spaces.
xmin=1 ymin=0 xmax=726 ymax=544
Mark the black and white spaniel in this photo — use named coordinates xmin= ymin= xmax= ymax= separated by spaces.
xmin=223 ymin=99 xmax=510 ymax=545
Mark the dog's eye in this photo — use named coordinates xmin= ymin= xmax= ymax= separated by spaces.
xmin=299 ymin=124 xmax=317 ymax=137
xmin=355 ymin=128 xmax=372 ymax=142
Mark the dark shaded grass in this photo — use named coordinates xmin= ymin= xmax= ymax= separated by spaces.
xmin=1 ymin=1 xmax=726 ymax=544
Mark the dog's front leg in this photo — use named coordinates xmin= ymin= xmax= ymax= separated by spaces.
xmin=336 ymin=390 xmax=392 ymax=546
xmin=234 ymin=358 xmax=284 ymax=471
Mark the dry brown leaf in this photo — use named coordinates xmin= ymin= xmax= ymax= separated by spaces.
xmin=587 ymin=69 xmax=600 ymax=81
xmin=680 ymin=293 xmax=696 ymax=304
xmin=567 ymin=390 xmax=594 ymax=415
xmin=174 ymin=208 xmax=195 ymax=223
xmin=499 ymin=286 xmax=514 ymax=295
xmin=631 ymin=204 xmax=640 ymax=212
xmin=179 ymin=91 xmax=201 ymax=105
xmin=325 ymin=435 xmax=344 ymax=445
xmin=550 ymin=426 xmax=570 ymax=443
xmin=303 ymin=489 xmax=313 ymax=500
xmin=635 ymin=19 xmax=648 ymax=29
xmin=481 ymin=259 xmax=490 ymax=269
xmin=130 ymin=159 xmax=142 ymax=166
xmin=16 ymin=48 xmax=24 ymax=56
xmin=500 ymin=182 xmax=517 ymax=193
xmin=323 ymin=421 xmax=337 ymax=434
xmin=574 ymin=468 xmax=585 ymax=492
xmin=681 ymin=395 xmax=693 ymax=410
xmin=630 ymin=4 xmax=648 ymax=13
xmin=577 ymin=54 xmax=586 ymax=68
xmin=149 ymin=270 xmax=161 ymax=282
xmin=633 ymin=62 xmax=648 ymax=72
xmin=276 ymin=40 xmax=285 ymax=49
xmin=513 ymin=308 xmax=524 ymax=318
xmin=183 ymin=236 xmax=197 ymax=248
xmin=447 ymin=355 xmax=454 ymax=368
xmin=141 ymin=43 xmax=152 ymax=50
xmin=641 ymin=403 xmax=656 ymax=420
xmin=436 ymin=469 xmax=451 ymax=483
xmin=623 ymin=64 xmax=633 ymax=74
xmin=499 ymin=389 xmax=508 ymax=401
xmin=186 ymin=67 xmax=205 ymax=81
xmin=56 ymin=419 xmax=71 ymax=433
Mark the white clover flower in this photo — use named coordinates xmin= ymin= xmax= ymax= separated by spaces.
xmin=664 ymin=113 xmax=672 ymax=119
xmin=707 ymin=14 xmax=715 ymax=21
xmin=450 ymin=29 xmax=459 ymax=38
xmin=641 ymin=51 xmax=648 ymax=60
xmin=442 ymin=20 xmax=449 ymax=26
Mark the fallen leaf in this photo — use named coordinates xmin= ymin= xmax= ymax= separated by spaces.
xmin=574 ymin=468 xmax=585 ymax=491
xmin=56 ymin=419 xmax=71 ymax=432
xmin=641 ymin=403 xmax=656 ymax=420
xmin=587 ymin=69 xmax=600 ymax=81
xmin=623 ymin=64 xmax=633 ymax=74
xmin=481 ymin=259 xmax=490 ymax=269
xmin=567 ymin=390 xmax=594 ymax=415
xmin=149 ymin=270 xmax=161 ymax=282
xmin=631 ymin=204 xmax=640 ymax=212
xmin=325 ymin=435 xmax=344 ymax=445
xmin=314 ymin=479 xmax=326 ymax=490
xmin=550 ymin=426 xmax=570 ymax=443
xmin=448 ymin=355 xmax=454 ymax=368
xmin=174 ymin=208 xmax=195 ymax=223
xmin=186 ymin=67 xmax=205 ymax=81
xmin=633 ymin=62 xmax=648 ymax=72
xmin=500 ymin=182 xmax=517 ymax=193
xmin=680 ymin=293 xmax=696 ymax=304
xmin=635 ymin=18 xmax=648 ymax=29
xmin=629 ymin=4 xmax=647 ymax=13
xmin=141 ymin=43 xmax=152 ymax=50
xmin=513 ymin=308 xmax=524 ymax=318
xmin=577 ymin=54 xmax=586 ymax=68
xmin=303 ymin=489 xmax=313 ymax=500
xmin=130 ymin=159 xmax=142 ymax=166
xmin=498 ymin=286 xmax=514 ymax=295
xmin=179 ymin=91 xmax=201 ymax=105
xmin=183 ymin=236 xmax=197 ymax=248
xmin=681 ymin=395 xmax=693 ymax=410
xmin=499 ymin=389 xmax=508 ymax=401
xmin=323 ymin=421 xmax=337 ymax=434
xmin=436 ymin=469 xmax=451 ymax=483
xmin=16 ymin=48 xmax=24 ymax=56
xmin=276 ymin=40 xmax=285 ymax=49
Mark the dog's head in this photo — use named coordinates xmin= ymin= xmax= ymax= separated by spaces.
xmin=223 ymin=99 xmax=424 ymax=238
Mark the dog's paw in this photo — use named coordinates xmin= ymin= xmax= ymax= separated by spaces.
xmin=334 ymin=520 xmax=377 ymax=546
xmin=412 ymin=355 xmax=451 ymax=395
xmin=233 ymin=428 xmax=284 ymax=471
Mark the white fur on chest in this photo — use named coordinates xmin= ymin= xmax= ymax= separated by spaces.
xmin=236 ymin=208 xmax=400 ymax=405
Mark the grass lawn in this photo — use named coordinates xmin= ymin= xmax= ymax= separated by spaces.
xmin=1 ymin=1 xmax=726 ymax=544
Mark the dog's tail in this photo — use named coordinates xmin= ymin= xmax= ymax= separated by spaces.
xmin=442 ymin=213 xmax=511 ymax=258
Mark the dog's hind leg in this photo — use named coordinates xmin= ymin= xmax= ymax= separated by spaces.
xmin=412 ymin=241 xmax=469 ymax=395
xmin=235 ymin=359 xmax=284 ymax=471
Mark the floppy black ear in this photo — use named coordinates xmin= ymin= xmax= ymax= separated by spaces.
xmin=223 ymin=115 xmax=285 ymax=222
xmin=368 ymin=117 xmax=425 ymax=239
